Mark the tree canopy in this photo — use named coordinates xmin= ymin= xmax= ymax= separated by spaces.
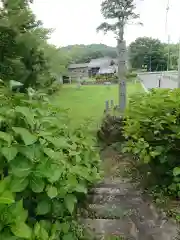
xmin=129 ymin=37 xmax=169 ymax=71
xmin=0 ymin=0 xmax=68 ymax=90
xmin=61 ymin=44 xmax=117 ymax=63
xmin=97 ymin=0 xmax=140 ymax=40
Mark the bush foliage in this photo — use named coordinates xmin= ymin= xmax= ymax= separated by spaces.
xmin=125 ymin=72 xmax=137 ymax=79
xmin=0 ymin=84 xmax=101 ymax=239
xmin=47 ymin=81 xmax=63 ymax=95
xmin=95 ymin=74 xmax=118 ymax=83
xmin=97 ymin=115 xmax=125 ymax=145
xmin=123 ymin=89 xmax=180 ymax=197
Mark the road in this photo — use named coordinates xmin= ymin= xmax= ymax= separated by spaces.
xmin=138 ymin=71 xmax=178 ymax=90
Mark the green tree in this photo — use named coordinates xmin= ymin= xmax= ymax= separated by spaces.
xmin=164 ymin=43 xmax=179 ymax=70
xmin=61 ymin=44 xmax=117 ymax=64
xmin=37 ymin=43 xmax=69 ymax=87
xmin=0 ymin=0 xmax=49 ymax=90
xmin=129 ymin=37 xmax=168 ymax=71
xmin=97 ymin=0 xmax=140 ymax=111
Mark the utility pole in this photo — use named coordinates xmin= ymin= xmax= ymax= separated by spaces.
xmin=167 ymin=35 xmax=170 ymax=71
xmin=177 ymin=39 xmax=180 ymax=88
xmin=117 ymin=17 xmax=127 ymax=112
xmin=165 ymin=0 xmax=170 ymax=71
xmin=149 ymin=56 xmax=152 ymax=72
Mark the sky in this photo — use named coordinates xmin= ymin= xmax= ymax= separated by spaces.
xmin=31 ymin=0 xmax=180 ymax=47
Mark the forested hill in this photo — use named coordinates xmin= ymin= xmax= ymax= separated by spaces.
xmin=61 ymin=44 xmax=117 ymax=63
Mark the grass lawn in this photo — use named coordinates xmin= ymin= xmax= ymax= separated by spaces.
xmin=53 ymin=82 xmax=144 ymax=131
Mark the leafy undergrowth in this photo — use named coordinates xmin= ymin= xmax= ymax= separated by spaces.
xmin=0 ymin=84 xmax=101 ymax=239
xmin=124 ymin=89 xmax=180 ymax=197
xmin=122 ymin=88 xmax=180 ymax=221
xmin=98 ymin=88 xmax=180 ymax=223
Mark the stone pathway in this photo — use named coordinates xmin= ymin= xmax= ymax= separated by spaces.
xmin=81 ymin=147 xmax=178 ymax=240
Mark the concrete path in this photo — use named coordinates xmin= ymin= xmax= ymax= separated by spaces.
xmin=138 ymin=71 xmax=178 ymax=91
xmin=81 ymin=147 xmax=178 ymax=239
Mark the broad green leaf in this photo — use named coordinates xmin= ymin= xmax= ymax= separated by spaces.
xmin=43 ymin=147 xmax=61 ymax=160
xmin=34 ymin=222 xmax=41 ymax=237
xmin=34 ymin=222 xmax=49 ymax=240
xmin=39 ymin=226 xmax=49 ymax=240
xmin=2 ymin=146 xmax=18 ymax=162
xmin=11 ymin=222 xmax=32 ymax=239
xmin=150 ymin=151 xmax=161 ymax=158
xmin=37 ymin=199 xmax=51 ymax=215
xmin=1 ymin=232 xmax=18 ymax=240
xmin=12 ymin=127 xmax=37 ymax=145
xmin=15 ymin=106 xmax=35 ymax=127
xmin=30 ymin=176 xmax=45 ymax=193
xmin=44 ymin=136 xmax=70 ymax=149
xmin=48 ymin=168 xmax=62 ymax=183
xmin=39 ymin=220 xmax=52 ymax=233
xmin=0 ymin=190 xmax=14 ymax=204
xmin=11 ymin=200 xmax=28 ymax=222
xmin=10 ymin=80 xmax=23 ymax=88
xmin=63 ymin=233 xmax=74 ymax=240
xmin=34 ymin=157 xmax=61 ymax=179
xmin=52 ymin=200 xmax=64 ymax=215
xmin=10 ymin=157 xmax=32 ymax=178
xmin=0 ymin=177 xmax=11 ymax=193
xmin=0 ymin=116 xmax=5 ymax=124
xmin=143 ymin=155 xmax=151 ymax=163
xmin=46 ymin=185 xmax=58 ymax=199
xmin=10 ymin=176 xmax=29 ymax=192
xmin=38 ymin=131 xmax=53 ymax=137
xmin=19 ymin=145 xmax=43 ymax=162
xmin=75 ymin=184 xmax=87 ymax=194
xmin=173 ymin=167 xmax=180 ymax=176
xmin=0 ymin=131 xmax=12 ymax=145
xmin=66 ymin=175 xmax=78 ymax=187
xmin=61 ymin=222 xmax=70 ymax=233
xmin=65 ymin=194 xmax=77 ymax=214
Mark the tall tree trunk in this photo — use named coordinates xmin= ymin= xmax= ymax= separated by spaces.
xmin=117 ymin=21 xmax=127 ymax=112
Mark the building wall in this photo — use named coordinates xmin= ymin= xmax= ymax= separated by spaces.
xmin=68 ymin=67 xmax=89 ymax=81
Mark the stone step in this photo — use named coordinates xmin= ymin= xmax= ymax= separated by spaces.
xmin=85 ymin=203 xmax=135 ymax=219
xmin=87 ymin=193 xmax=143 ymax=206
xmin=82 ymin=218 xmax=177 ymax=240
xmin=81 ymin=218 xmax=138 ymax=239
xmin=84 ymin=202 xmax=165 ymax=224
xmin=96 ymin=177 xmax=132 ymax=187
xmin=89 ymin=187 xmax=141 ymax=197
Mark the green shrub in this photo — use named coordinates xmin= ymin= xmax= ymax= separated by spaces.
xmin=95 ymin=74 xmax=118 ymax=83
xmin=81 ymin=78 xmax=95 ymax=84
xmin=47 ymin=81 xmax=62 ymax=95
xmin=125 ymin=72 xmax=137 ymax=79
xmin=0 ymin=84 xmax=101 ymax=239
xmin=123 ymin=89 xmax=180 ymax=197
xmin=97 ymin=114 xmax=125 ymax=145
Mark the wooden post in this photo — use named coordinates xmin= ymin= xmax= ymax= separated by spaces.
xmin=105 ymin=100 xmax=109 ymax=113
xmin=158 ymin=77 xmax=161 ymax=88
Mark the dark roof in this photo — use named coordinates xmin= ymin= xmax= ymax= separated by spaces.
xmin=68 ymin=63 xmax=89 ymax=69
xmin=112 ymin=58 xmax=118 ymax=64
xmin=68 ymin=57 xmax=118 ymax=70
xmin=88 ymin=57 xmax=112 ymax=68
xmin=98 ymin=66 xmax=116 ymax=74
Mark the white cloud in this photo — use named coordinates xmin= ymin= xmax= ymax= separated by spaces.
xmin=31 ymin=0 xmax=180 ymax=47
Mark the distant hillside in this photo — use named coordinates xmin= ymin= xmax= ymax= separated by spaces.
xmin=60 ymin=44 xmax=117 ymax=64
